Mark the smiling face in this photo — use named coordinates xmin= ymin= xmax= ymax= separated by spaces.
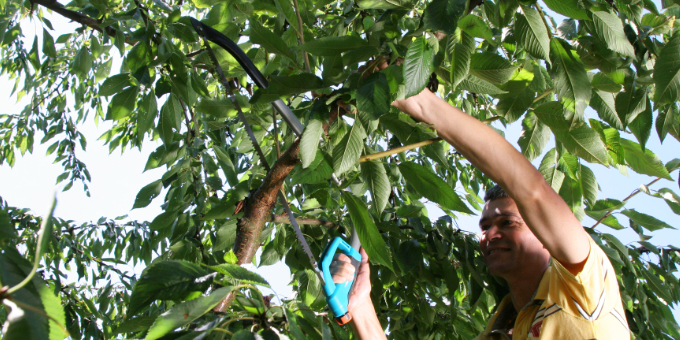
xmin=479 ymin=197 xmax=550 ymax=278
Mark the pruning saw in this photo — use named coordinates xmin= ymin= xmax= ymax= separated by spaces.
xmin=190 ymin=19 xmax=362 ymax=325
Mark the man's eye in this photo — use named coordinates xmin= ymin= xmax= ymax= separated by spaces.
xmin=503 ymin=220 xmax=514 ymax=226
xmin=481 ymin=225 xmax=490 ymax=231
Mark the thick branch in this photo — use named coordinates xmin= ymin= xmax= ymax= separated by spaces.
xmin=213 ymin=139 xmax=301 ymax=313
xmin=30 ymin=0 xmax=118 ymax=37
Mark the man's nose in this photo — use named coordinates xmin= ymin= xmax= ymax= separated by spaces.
xmin=485 ymin=224 xmax=502 ymax=241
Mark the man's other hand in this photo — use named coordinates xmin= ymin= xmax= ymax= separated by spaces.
xmin=329 ymin=248 xmax=372 ymax=314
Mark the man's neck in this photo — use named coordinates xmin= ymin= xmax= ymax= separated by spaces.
xmin=504 ymin=264 xmax=549 ymax=312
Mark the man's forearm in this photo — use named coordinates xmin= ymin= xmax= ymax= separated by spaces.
xmin=349 ymin=302 xmax=387 ymax=340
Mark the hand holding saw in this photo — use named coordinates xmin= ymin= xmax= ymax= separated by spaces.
xmin=190 ymin=19 xmax=362 ymax=326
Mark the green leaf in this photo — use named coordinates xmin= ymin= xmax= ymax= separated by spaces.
xmin=543 ymin=0 xmax=589 ymax=20
xmin=332 ymin=122 xmax=366 ymax=175
xmin=128 ymin=260 xmax=214 ymax=316
xmin=360 ymin=161 xmax=391 ymax=215
xmin=621 ymin=209 xmax=675 ymax=231
xmin=422 ymin=0 xmax=467 ymax=34
xmin=468 ymin=53 xmax=516 ymax=85
xmin=42 ymin=28 xmax=56 ymax=59
xmin=213 ymin=220 xmax=237 ymax=251
xmin=496 ymin=89 xmax=535 ymax=123
xmin=591 ymin=11 xmax=636 ymax=57
xmin=458 ymin=75 xmax=507 ymax=95
xmin=653 ymin=188 xmax=680 ymax=214
xmin=206 ymin=263 xmax=270 ymax=286
xmin=194 ymin=98 xmax=240 ymax=118
xmin=126 ymin=42 xmax=151 ymax=72
xmin=591 ymin=73 xmax=622 ymax=93
xmin=539 ymin=149 xmax=566 ymax=192
xmin=554 ymin=125 xmax=609 ymax=165
xmin=292 ymin=151 xmax=334 ymax=184
xmin=0 ymin=210 xmax=17 ymax=240
xmin=398 ymin=161 xmax=472 ymax=213
xmin=71 ymin=46 xmax=92 ymax=80
xmin=640 ymin=269 xmax=674 ymax=303
xmin=559 ymin=176 xmax=584 ymax=220
xmin=158 ymin=94 xmax=183 ymax=145
xmin=300 ymin=119 xmax=324 ymax=169
xmin=653 ymin=34 xmax=680 ymax=104
xmin=586 ymin=199 xmax=625 ymax=214
xmin=357 ymin=0 xmax=412 ymax=9
xmin=590 ymin=89 xmax=624 ymax=130
xmin=137 ymin=90 xmax=158 ymax=139
xmin=447 ymin=30 xmax=474 ymax=89
xmin=274 ymin=0 xmax=301 ymax=34
xmin=457 ymin=14 xmax=492 ymax=41
xmin=283 ymin=308 xmax=306 ymax=340
xmin=214 ymin=146 xmax=239 ymax=186
xmin=620 ymin=139 xmax=672 ymax=179
xmin=0 ymin=250 xmax=67 ymax=340
xmin=515 ymin=6 xmax=551 ymax=61
xmin=297 ymin=36 xmax=369 ymax=56
xmin=550 ymin=38 xmax=591 ymax=123
xmin=579 ymin=165 xmax=598 ymax=206
xmin=341 ymin=191 xmax=393 ymax=271
xmin=396 ymin=240 xmax=423 ymax=274
xmin=107 ymin=86 xmax=139 ymax=121
xmin=656 ymin=105 xmax=680 ymax=143
xmin=249 ymin=20 xmax=297 ymax=63
xmin=518 ymin=112 xmax=550 ymax=161
xmin=256 ymin=74 xmax=324 ymax=102
xmin=113 ymin=316 xmax=158 ymax=335
xmin=533 ymin=102 xmax=608 ymax=165
xmin=629 ymin=98 xmax=652 ymax=150
xmin=357 ymin=73 xmax=391 ymax=121
xmin=615 ymin=87 xmax=647 ymax=125
xmin=145 ymin=287 xmax=233 ymax=340
xmin=404 ymin=35 xmax=435 ymax=98
xmin=132 ymin=180 xmax=162 ymax=209
xmin=99 ymin=73 xmax=135 ymax=97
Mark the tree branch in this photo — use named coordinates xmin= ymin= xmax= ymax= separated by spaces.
xmin=591 ymin=177 xmax=662 ymax=229
xmin=29 ymin=0 xmax=119 ymax=38
xmin=270 ymin=214 xmax=340 ymax=229
xmin=292 ymin=0 xmax=311 ymax=73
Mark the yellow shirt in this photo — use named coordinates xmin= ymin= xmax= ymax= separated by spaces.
xmin=475 ymin=237 xmax=631 ymax=339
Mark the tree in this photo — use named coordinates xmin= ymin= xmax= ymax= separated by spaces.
xmin=0 ymin=0 xmax=679 ymax=338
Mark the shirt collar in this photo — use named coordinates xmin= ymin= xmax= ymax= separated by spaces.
xmin=485 ymin=266 xmax=552 ymax=338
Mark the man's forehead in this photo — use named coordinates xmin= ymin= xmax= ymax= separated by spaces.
xmin=479 ymin=198 xmax=519 ymax=224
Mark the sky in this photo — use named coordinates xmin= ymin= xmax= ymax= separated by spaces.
xmin=0 ymin=0 xmax=678 ymax=325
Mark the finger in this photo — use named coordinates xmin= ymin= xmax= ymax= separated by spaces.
xmin=333 ymin=253 xmax=350 ymax=262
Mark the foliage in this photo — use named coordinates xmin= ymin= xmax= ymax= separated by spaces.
xmin=1 ymin=0 xmax=680 ymax=339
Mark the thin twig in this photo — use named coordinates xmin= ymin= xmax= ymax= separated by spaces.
xmin=270 ymin=214 xmax=340 ymax=228
xmin=359 ymin=137 xmax=443 ymax=163
xmin=534 ymin=89 xmax=554 ymax=103
xmin=357 ymin=116 xmax=499 ymax=163
xmin=591 ymin=177 xmax=662 ymax=229
xmin=272 ymin=106 xmax=281 ymax=158
xmin=292 ymin=0 xmax=311 ymax=73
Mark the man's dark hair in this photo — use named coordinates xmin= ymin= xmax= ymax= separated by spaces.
xmin=484 ymin=184 xmax=509 ymax=202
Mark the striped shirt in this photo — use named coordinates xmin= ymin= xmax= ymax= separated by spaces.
xmin=475 ymin=237 xmax=631 ymax=339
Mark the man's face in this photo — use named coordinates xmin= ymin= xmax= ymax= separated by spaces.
xmin=478 ymin=197 xmax=549 ymax=278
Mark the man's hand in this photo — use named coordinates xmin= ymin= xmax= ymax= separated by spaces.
xmin=330 ymin=248 xmax=372 ymax=314
xmin=330 ymin=248 xmax=387 ymax=339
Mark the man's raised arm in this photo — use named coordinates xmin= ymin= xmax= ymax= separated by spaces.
xmin=392 ymin=89 xmax=591 ymax=273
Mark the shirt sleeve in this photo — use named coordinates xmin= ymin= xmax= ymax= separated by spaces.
xmin=548 ymin=236 xmax=619 ymax=320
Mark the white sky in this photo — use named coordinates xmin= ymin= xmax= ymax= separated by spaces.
xmin=0 ymin=0 xmax=678 ymax=323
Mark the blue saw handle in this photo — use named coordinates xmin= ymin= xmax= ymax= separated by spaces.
xmin=319 ymin=236 xmax=362 ymax=322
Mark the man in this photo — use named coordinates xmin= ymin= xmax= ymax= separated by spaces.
xmin=330 ymin=89 xmax=630 ymax=339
